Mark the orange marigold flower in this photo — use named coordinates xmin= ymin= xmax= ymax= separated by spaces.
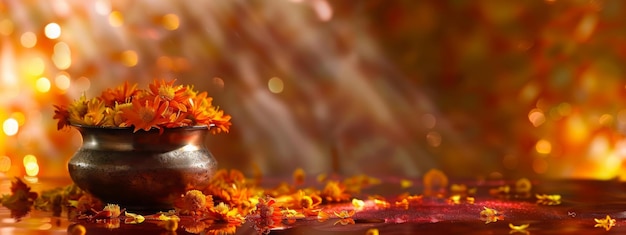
xmin=54 ymin=79 xmax=232 ymax=133
xmin=149 ymin=79 xmax=190 ymax=112
xmin=100 ymin=81 xmax=138 ymax=107
xmin=121 ymin=96 xmax=169 ymax=132
xmin=175 ymin=190 xmax=210 ymax=216
xmin=208 ymin=202 xmax=245 ymax=225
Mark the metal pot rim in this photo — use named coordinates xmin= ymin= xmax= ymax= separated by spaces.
xmin=70 ymin=124 xmax=213 ymax=131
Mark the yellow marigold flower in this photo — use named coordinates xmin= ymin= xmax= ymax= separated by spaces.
xmin=103 ymin=102 xmax=132 ymax=127
xmin=594 ymin=215 xmax=616 ymax=231
xmin=68 ymin=96 xmax=107 ymax=126
xmin=536 ymin=194 xmax=561 ymax=205
xmin=480 ymin=206 xmax=503 ymax=224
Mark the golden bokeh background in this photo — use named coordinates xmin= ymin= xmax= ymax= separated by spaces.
xmin=1 ymin=0 xmax=625 ymax=180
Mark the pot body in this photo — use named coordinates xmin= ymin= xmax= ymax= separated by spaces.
xmin=67 ymin=125 xmax=217 ymax=211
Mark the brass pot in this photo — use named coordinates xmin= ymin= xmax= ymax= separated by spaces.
xmin=67 ymin=125 xmax=217 ymax=211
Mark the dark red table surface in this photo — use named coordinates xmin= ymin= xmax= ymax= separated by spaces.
xmin=2 ymin=176 xmax=626 ymax=234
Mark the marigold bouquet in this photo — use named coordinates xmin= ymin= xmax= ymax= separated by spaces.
xmin=53 ymin=79 xmax=231 ymax=134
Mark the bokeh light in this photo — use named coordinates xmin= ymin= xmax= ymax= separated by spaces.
xmin=74 ymin=76 xmax=91 ymax=91
xmin=535 ymin=139 xmax=552 ymax=155
xmin=52 ymin=42 xmax=72 ymax=70
xmin=3 ymin=118 xmax=18 ymax=136
xmin=23 ymin=154 xmax=39 ymax=177
xmin=23 ymin=56 xmax=45 ymax=76
xmin=121 ymin=50 xmax=138 ymax=67
xmin=20 ymin=32 xmax=37 ymax=48
xmin=36 ymin=77 xmax=51 ymax=93
xmin=0 ymin=156 xmax=10 ymax=172
xmin=54 ymin=73 xmax=71 ymax=90
xmin=44 ymin=23 xmax=61 ymax=39
xmin=528 ymin=109 xmax=545 ymax=127
xmin=162 ymin=14 xmax=180 ymax=30
xmin=108 ymin=11 xmax=124 ymax=27
xmin=426 ymin=131 xmax=442 ymax=147
xmin=268 ymin=77 xmax=284 ymax=94
xmin=94 ymin=0 xmax=112 ymax=15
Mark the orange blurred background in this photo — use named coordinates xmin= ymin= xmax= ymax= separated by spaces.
xmin=1 ymin=0 xmax=626 ymax=180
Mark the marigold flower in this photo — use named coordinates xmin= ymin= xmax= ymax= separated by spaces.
xmin=100 ymin=81 xmax=138 ymax=107
xmin=480 ymin=206 xmax=503 ymax=224
xmin=535 ymin=194 xmax=561 ymax=205
xmin=53 ymin=79 xmax=231 ymax=134
xmin=103 ymin=102 xmax=132 ymax=127
xmin=594 ymin=215 xmax=616 ymax=231
xmin=149 ymin=79 xmax=190 ymax=112
xmin=175 ymin=190 xmax=209 ymax=216
xmin=121 ymin=96 xmax=169 ymax=132
xmin=208 ymin=202 xmax=245 ymax=225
